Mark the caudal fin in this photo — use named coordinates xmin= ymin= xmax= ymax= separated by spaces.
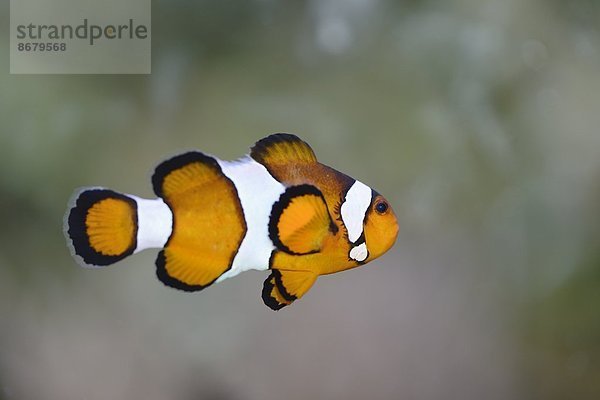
xmin=65 ymin=188 xmax=138 ymax=267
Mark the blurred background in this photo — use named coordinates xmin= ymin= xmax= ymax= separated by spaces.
xmin=1 ymin=0 xmax=600 ymax=399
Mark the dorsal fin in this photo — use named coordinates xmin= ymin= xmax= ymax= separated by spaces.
xmin=250 ymin=134 xmax=317 ymax=168
xmin=151 ymin=151 xmax=247 ymax=291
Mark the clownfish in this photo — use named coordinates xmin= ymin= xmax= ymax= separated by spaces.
xmin=64 ymin=134 xmax=398 ymax=310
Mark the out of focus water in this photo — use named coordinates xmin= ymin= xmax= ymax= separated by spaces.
xmin=1 ymin=1 xmax=599 ymax=399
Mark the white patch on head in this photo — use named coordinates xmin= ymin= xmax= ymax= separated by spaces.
xmin=340 ymin=180 xmax=372 ymax=243
xmin=349 ymin=242 xmax=368 ymax=262
xmin=216 ymin=156 xmax=286 ymax=282
xmin=130 ymin=196 xmax=173 ymax=253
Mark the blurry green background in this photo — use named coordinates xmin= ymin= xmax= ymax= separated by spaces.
xmin=1 ymin=0 xmax=600 ymax=399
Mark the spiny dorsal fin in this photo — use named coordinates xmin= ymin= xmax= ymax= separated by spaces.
xmin=152 ymin=151 xmax=223 ymax=200
xmin=261 ymin=269 xmax=318 ymax=310
xmin=269 ymin=185 xmax=335 ymax=255
xmin=250 ymin=133 xmax=317 ymax=168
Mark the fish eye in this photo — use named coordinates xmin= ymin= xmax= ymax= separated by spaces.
xmin=375 ymin=201 xmax=388 ymax=214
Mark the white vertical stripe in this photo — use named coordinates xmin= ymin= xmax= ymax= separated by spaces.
xmin=340 ymin=180 xmax=372 ymax=243
xmin=130 ymin=196 xmax=173 ymax=253
xmin=349 ymin=242 xmax=368 ymax=262
xmin=216 ymin=156 xmax=286 ymax=282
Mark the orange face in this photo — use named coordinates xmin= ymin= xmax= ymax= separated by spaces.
xmin=363 ymin=194 xmax=399 ymax=261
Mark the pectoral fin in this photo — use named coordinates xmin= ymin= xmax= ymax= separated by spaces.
xmin=269 ymin=185 xmax=336 ymax=255
xmin=261 ymin=269 xmax=317 ymax=310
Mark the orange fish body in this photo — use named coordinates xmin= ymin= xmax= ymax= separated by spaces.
xmin=65 ymin=134 xmax=398 ymax=310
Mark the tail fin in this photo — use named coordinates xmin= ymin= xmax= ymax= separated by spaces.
xmin=65 ymin=188 xmax=138 ymax=267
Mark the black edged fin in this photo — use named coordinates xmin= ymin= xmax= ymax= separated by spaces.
xmin=156 ymin=250 xmax=212 ymax=292
xmin=151 ymin=151 xmax=247 ymax=292
xmin=250 ymin=133 xmax=317 ymax=167
xmin=65 ymin=188 xmax=138 ymax=267
xmin=269 ymin=184 xmax=335 ymax=255
xmin=151 ymin=151 xmax=223 ymax=199
xmin=262 ymin=271 xmax=293 ymax=311
xmin=261 ymin=269 xmax=318 ymax=310
xmin=272 ymin=270 xmax=295 ymax=302
xmin=274 ymin=269 xmax=317 ymax=301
